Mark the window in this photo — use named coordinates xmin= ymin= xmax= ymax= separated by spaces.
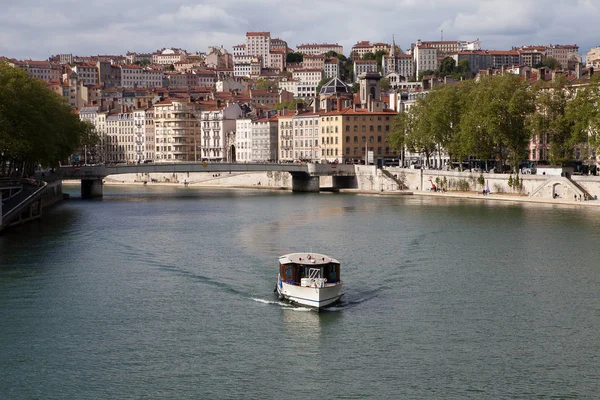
xmin=354 ymin=136 xmax=358 ymax=143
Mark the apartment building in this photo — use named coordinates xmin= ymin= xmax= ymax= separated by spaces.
xmin=12 ymin=60 xmax=62 ymax=83
xmin=586 ymin=47 xmax=600 ymax=68
xmin=72 ymin=63 xmax=99 ymax=86
xmin=518 ymin=46 xmax=546 ymax=67
xmin=292 ymin=110 xmax=321 ymax=162
xmin=120 ymin=65 xmax=163 ymax=88
xmin=351 ymin=41 xmax=375 ymax=59
xmin=545 ymin=44 xmax=580 ymax=69
xmin=236 ymin=118 xmax=253 ymax=162
xmin=106 ymin=112 xmax=136 ymax=163
xmin=153 ymin=99 xmax=203 ymax=162
xmin=303 ymin=55 xmax=326 ymax=71
xmin=251 ymin=114 xmax=279 ymax=162
xmin=317 ymin=105 xmax=397 ymax=164
xmin=353 ymin=60 xmax=378 ymax=82
xmin=324 ymin=57 xmax=340 ymax=79
xmin=413 ymin=42 xmax=438 ymax=74
xmin=489 ymin=51 xmax=521 ymax=69
xmin=199 ymin=102 xmax=243 ymax=162
xmin=452 ymin=51 xmax=493 ymax=74
xmin=246 ymin=32 xmax=271 ymax=68
xmin=292 ymin=69 xmax=323 ymax=99
xmin=62 ymin=72 xmax=89 ymax=109
xmin=152 ymin=48 xmax=187 ymax=65
xmin=296 ymin=43 xmax=343 ymax=56
xmin=277 ymin=111 xmax=296 ymax=162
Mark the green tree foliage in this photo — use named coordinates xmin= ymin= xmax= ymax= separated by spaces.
xmin=439 ymin=57 xmax=456 ymax=77
xmin=362 ymin=52 xmax=376 ymax=61
xmin=542 ymin=57 xmax=560 ymax=70
xmin=0 ymin=61 xmax=89 ymax=175
xmin=390 ymin=74 xmax=536 ymax=172
xmin=418 ymin=70 xmax=435 ymax=81
xmin=273 ymin=99 xmax=303 ymax=111
xmin=351 ymin=82 xmax=359 ymax=93
xmin=460 ymin=74 xmax=535 ymax=172
xmin=255 ymin=78 xmax=278 ymax=91
xmin=457 ymin=59 xmax=470 ymax=78
xmin=389 ymin=84 xmax=467 ymax=167
xmin=374 ymin=50 xmax=388 ymax=72
xmin=286 ymin=52 xmax=304 ymax=64
xmin=380 ymin=77 xmax=391 ymax=91
xmin=529 ymin=75 xmax=600 ymax=165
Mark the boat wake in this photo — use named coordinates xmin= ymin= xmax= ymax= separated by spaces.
xmin=251 ymin=297 xmax=315 ymax=312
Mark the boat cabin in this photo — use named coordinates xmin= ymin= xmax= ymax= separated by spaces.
xmin=279 ymin=255 xmax=340 ymax=286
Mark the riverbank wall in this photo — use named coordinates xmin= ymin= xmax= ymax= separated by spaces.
xmin=93 ymin=166 xmax=600 ymax=204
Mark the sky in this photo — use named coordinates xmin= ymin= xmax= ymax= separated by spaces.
xmin=2 ymin=0 xmax=599 ymax=60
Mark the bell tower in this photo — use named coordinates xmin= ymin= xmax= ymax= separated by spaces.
xmin=359 ymin=72 xmax=381 ymax=109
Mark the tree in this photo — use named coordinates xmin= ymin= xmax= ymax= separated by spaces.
xmin=542 ymin=57 xmax=560 ymax=70
xmin=286 ymin=52 xmax=303 ymax=64
xmin=0 ymin=61 xmax=89 ymax=175
xmin=380 ymin=77 xmax=391 ymax=91
xmin=460 ymin=74 xmax=535 ymax=172
xmin=362 ymin=52 xmax=376 ymax=61
xmin=351 ymin=82 xmax=359 ymax=93
xmin=457 ymin=59 xmax=470 ymax=78
xmin=166 ymin=64 xmax=175 ymax=71
xmin=529 ymin=75 xmax=600 ymax=165
xmin=255 ymin=78 xmax=278 ymax=91
xmin=374 ymin=50 xmax=388 ymax=72
xmin=418 ymin=70 xmax=435 ymax=81
xmin=439 ymin=57 xmax=456 ymax=77
xmin=274 ymin=99 xmax=303 ymax=111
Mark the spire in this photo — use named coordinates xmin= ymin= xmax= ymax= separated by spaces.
xmin=390 ymin=34 xmax=396 ymax=57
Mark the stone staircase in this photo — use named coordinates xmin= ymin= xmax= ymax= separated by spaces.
xmin=381 ymin=169 xmax=407 ymax=190
xmin=529 ymin=176 xmax=590 ymax=199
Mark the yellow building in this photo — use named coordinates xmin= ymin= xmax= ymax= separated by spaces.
xmin=319 ymin=105 xmax=397 ymax=164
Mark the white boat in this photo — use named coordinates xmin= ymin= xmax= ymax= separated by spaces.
xmin=276 ymin=252 xmax=343 ymax=309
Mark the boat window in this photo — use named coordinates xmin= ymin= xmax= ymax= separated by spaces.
xmin=285 ymin=265 xmax=293 ymax=279
xmin=329 ymin=265 xmax=337 ymax=279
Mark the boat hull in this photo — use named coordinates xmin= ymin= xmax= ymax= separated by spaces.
xmin=277 ymin=275 xmax=343 ymax=309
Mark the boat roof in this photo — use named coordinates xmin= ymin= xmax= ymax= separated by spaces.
xmin=279 ymin=252 xmax=340 ymax=265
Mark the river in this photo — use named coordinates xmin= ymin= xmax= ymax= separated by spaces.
xmin=1 ymin=184 xmax=599 ymax=399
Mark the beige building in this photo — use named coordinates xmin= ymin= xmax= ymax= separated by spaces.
xmin=11 ymin=60 xmax=62 ymax=83
xmin=153 ymin=99 xmax=203 ymax=162
xmin=106 ymin=111 xmax=135 ymax=163
xmin=586 ymin=47 xmax=600 ymax=68
xmin=545 ymin=44 xmax=579 ymax=69
xmin=246 ymin=32 xmax=271 ymax=68
xmin=277 ymin=111 xmax=296 ymax=162
xmin=292 ymin=110 xmax=321 ymax=161
xmin=317 ymin=103 xmax=397 ymax=164
xmin=296 ymin=43 xmax=343 ymax=56
xmin=152 ymin=48 xmax=187 ymax=65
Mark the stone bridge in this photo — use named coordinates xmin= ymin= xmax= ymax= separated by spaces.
xmin=55 ymin=162 xmax=358 ymax=197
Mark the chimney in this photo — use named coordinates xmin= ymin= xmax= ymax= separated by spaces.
xmin=337 ymin=96 xmax=342 ymax=112
xmin=313 ymin=99 xmax=318 ymax=113
xmin=576 ymin=62 xmax=582 ymax=79
xmin=367 ymin=94 xmax=372 ymax=112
